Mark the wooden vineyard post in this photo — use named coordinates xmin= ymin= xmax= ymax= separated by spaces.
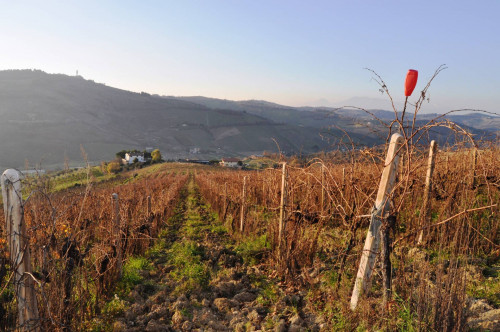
xmin=1 ymin=169 xmax=40 ymax=331
xmin=321 ymin=165 xmax=325 ymax=218
xmin=278 ymin=163 xmax=288 ymax=250
xmin=240 ymin=176 xmax=247 ymax=232
xmin=112 ymin=193 xmax=122 ymax=277
xmin=224 ymin=181 xmax=227 ymax=215
xmin=417 ymin=140 xmax=437 ymax=244
xmin=342 ymin=167 xmax=346 ymax=192
xmin=222 ymin=182 xmax=228 ymax=223
xmin=471 ymin=148 xmax=478 ymax=188
xmin=350 ymin=133 xmax=404 ymax=310
xmin=262 ymin=179 xmax=266 ymax=206
xmin=380 ymin=215 xmax=395 ymax=309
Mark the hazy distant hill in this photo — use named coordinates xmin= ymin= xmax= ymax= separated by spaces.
xmin=0 ymin=70 xmax=496 ymax=170
xmin=0 ymin=70 xmax=355 ymax=169
xmin=172 ymin=96 xmax=498 ymax=144
xmin=174 ymin=96 xmax=499 ymax=134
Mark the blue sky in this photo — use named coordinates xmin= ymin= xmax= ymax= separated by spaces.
xmin=0 ymin=1 xmax=499 ymax=113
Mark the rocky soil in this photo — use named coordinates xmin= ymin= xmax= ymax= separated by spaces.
xmin=93 ymin=175 xmax=500 ymax=332
xmin=466 ymin=298 xmax=500 ymax=331
xmin=109 ymin=177 xmax=323 ymax=331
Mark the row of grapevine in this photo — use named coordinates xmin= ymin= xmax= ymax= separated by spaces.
xmin=0 ymin=167 xmax=188 ymax=330
xmin=196 ymin=144 xmax=499 ymax=329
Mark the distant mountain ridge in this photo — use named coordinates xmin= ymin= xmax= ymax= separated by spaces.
xmin=171 ymin=96 xmax=498 ymax=142
xmin=172 ymin=96 xmax=499 ymax=133
xmin=0 ymin=70 xmax=496 ymax=170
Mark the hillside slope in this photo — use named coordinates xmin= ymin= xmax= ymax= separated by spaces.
xmin=0 ymin=70 xmax=344 ymax=169
xmin=174 ymin=96 xmax=499 ymax=139
xmin=1 ymin=70 xmax=495 ymax=170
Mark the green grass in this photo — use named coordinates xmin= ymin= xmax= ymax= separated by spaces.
xmin=243 ymin=157 xmax=279 ymax=170
xmin=251 ymin=274 xmax=278 ymax=307
xmin=117 ymin=256 xmax=153 ymax=296
xmin=394 ymin=293 xmax=419 ymax=332
xmin=103 ymin=295 xmax=127 ymax=317
xmin=169 ymin=240 xmax=210 ymax=295
xmin=467 ymin=270 xmax=500 ymax=307
xmin=19 ymin=166 xmax=117 ymax=194
xmin=235 ymin=234 xmax=270 ymax=265
xmin=209 ymin=224 xmax=228 ymax=235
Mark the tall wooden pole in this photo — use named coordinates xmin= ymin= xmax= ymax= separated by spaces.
xmin=112 ymin=193 xmax=122 ymax=277
xmin=240 ymin=176 xmax=247 ymax=233
xmin=350 ymin=133 xmax=403 ymax=310
xmin=224 ymin=182 xmax=228 ymax=217
xmin=2 ymin=169 xmax=40 ymax=331
xmin=417 ymin=140 xmax=437 ymax=244
xmin=278 ymin=163 xmax=288 ymax=250
xmin=321 ymin=165 xmax=325 ymax=218
xmin=380 ymin=215 xmax=395 ymax=309
xmin=471 ymin=148 xmax=478 ymax=188
xmin=342 ymin=167 xmax=346 ymax=193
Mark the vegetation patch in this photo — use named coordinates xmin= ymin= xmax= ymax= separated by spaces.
xmin=117 ymin=256 xmax=154 ymax=296
xmin=235 ymin=234 xmax=270 ymax=265
xmin=169 ymin=241 xmax=210 ymax=294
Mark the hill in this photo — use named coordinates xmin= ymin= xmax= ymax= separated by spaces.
xmin=0 ymin=70 xmax=353 ymax=169
xmin=0 ymin=70 xmax=496 ymax=170
xmin=173 ymin=96 xmax=499 ymax=144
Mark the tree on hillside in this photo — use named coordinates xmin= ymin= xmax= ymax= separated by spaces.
xmin=152 ymin=149 xmax=162 ymax=163
xmin=107 ymin=161 xmax=121 ymax=174
xmin=116 ymin=150 xmax=127 ymax=159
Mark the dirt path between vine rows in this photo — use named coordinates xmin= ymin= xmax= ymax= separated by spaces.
xmin=110 ymin=175 xmax=323 ymax=332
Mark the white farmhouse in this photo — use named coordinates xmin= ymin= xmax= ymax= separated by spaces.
xmin=220 ymin=157 xmax=240 ymax=168
xmin=123 ymin=152 xmax=145 ymax=164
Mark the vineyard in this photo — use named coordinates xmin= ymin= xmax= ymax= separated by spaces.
xmin=0 ymin=142 xmax=499 ymax=331
xmin=0 ymin=164 xmax=190 ymax=330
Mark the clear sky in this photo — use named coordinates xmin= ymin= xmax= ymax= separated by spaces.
xmin=1 ymin=1 xmax=499 ymax=113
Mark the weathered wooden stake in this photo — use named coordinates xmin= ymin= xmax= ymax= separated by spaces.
xmin=321 ymin=165 xmax=325 ymax=218
xmin=350 ymin=133 xmax=403 ymax=310
xmin=240 ymin=176 xmax=247 ymax=232
xmin=223 ymin=182 xmax=228 ymax=216
xmin=1 ymin=169 xmax=40 ymax=331
xmin=471 ymin=148 xmax=478 ymax=188
xmin=112 ymin=193 xmax=122 ymax=277
xmin=278 ymin=163 xmax=288 ymax=250
xmin=417 ymin=140 xmax=437 ymax=244
xmin=262 ymin=180 xmax=265 ymax=205
xmin=380 ymin=215 xmax=395 ymax=309
xmin=342 ymin=167 xmax=346 ymax=191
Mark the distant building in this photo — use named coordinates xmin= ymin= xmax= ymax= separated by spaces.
xmin=21 ymin=169 xmax=46 ymax=176
xmin=220 ymin=157 xmax=240 ymax=168
xmin=123 ymin=152 xmax=145 ymax=164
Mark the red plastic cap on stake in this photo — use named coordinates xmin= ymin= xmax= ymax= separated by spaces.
xmin=404 ymin=69 xmax=418 ymax=96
